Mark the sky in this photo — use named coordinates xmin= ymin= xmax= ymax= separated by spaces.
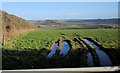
xmin=1 ymin=0 xmax=119 ymax=2
xmin=1 ymin=2 xmax=118 ymax=20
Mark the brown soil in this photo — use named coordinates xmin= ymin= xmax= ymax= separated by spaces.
xmin=49 ymin=41 xmax=55 ymax=50
xmin=58 ymin=38 xmax=63 ymax=50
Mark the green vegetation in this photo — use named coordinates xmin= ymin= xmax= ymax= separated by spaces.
xmin=0 ymin=11 xmax=36 ymax=47
xmin=3 ymin=29 xmax=119 ymax=50
xmin=58 ymin=22 xmax=115 ymax=29
xmin=1 ymin=11 xmax=120 ymax=70
xmin=0 ymin=10 xmax=36 ymax=45
xmin=2 ymin=28 xmax=120 ymax=69
xmin=2 ymin=48 xmax=89 ymax=69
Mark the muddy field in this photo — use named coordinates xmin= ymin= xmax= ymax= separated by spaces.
xmin=2 ymin=36 xmax=120 ymax=70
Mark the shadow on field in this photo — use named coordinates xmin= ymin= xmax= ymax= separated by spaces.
xmin=2 ymin=49 xmax=40 ymax=70
xmin=84 ymin=37 xmax=120 ymax=66
xmin=2 ymin=43 xmax=120 ymax=70
xmin=101 ymin=48 xmax=120 ymax=66
xmin=2 ymin=48 xmax=89 ymax=70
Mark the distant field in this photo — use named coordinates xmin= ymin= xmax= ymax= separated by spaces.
xmin=3 ymin=29 xmax=119 ymax=50
xmin=32 ymin=20 xmax=119 ymax=29
xmin=59 ymin=22 xmax=116 ymax=29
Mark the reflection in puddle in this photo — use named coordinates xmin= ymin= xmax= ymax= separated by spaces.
xmin=47 ymin=41 xmax=70 ymax=58
xmin=84 ymin=39 xmax=112 ymax=66
xmin=60 ymin=41 xmax=70 ymax=56
xmin=87 ymin=52 xmax=94 ymax=66
xmin=47 ymin=43 xmax=58 ymax=58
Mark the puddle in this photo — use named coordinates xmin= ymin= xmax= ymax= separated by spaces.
xmin=47 ymin=43 xmax=59 ymax=58
xmin=47 ymin=41 xmax=70 ymax=58
xmin=84 ymin=39 xmax=112 ymax=66
xmin=60 ymin=41 xmax=70 ymax=56
xmin=87 ymin=52 xmax=94 ymax=66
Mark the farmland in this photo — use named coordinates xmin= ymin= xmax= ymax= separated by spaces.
xmin=2 ymin=28 xmax=120 ymax=69
xmin=1 ymin=11 xmax=120 ymax=70
xmin=3 ymin=29 xmax=119 ymax=50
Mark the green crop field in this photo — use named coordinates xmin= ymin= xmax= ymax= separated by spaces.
xmin=3 ymin=28 xmax=119 ymax=50
xmin=2 ymin=28 xmax=120 ymax=69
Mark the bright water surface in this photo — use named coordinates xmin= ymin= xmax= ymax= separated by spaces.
xmin=84 ymin=39 xmax=112 ymax=66
xmin=47 ymin=41 xmax=70 ymax=58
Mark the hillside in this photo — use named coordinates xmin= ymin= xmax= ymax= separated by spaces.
xmin=0 ymin=11 xmax=36 ymax=45
xmin=1 ymin=11 xmax=35 ymax=35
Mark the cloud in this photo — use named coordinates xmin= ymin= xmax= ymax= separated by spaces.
xmin=67 ymin=13 xmax=77 ymax=16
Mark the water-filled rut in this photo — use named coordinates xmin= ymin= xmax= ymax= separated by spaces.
xmin=87 ymin=52 xmax=94 ymax=66
xmin=47 ymin=41 xmax=70 ymax=58
xmin=84 ymin=39 xmax=112 ymax=66
xmin=47 ymin=38 xmax=112 ymax=67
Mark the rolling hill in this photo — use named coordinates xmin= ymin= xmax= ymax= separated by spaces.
xmin=29 ymin=19 xmax=119 ymax=29
xmin=64 ymin=18 xmax=119 ymax=24
xmin=0 ymin=10 xmax=36 ymax=45
xmin=1 ymin=11 xmax=35 ymax=35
